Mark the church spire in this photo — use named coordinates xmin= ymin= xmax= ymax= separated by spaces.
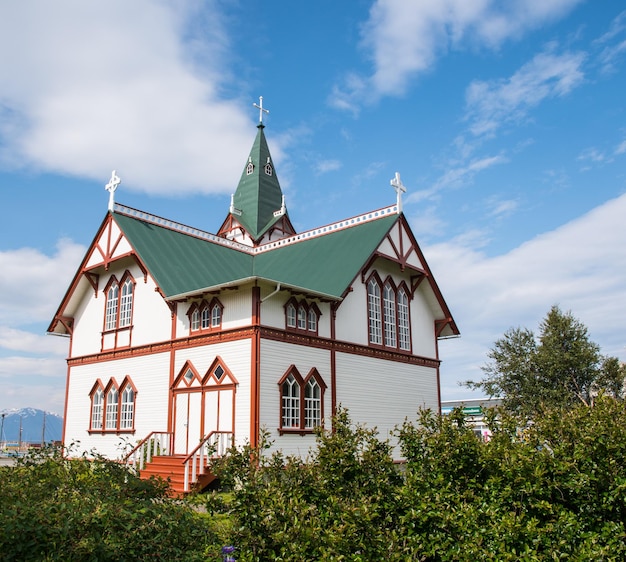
xmin=218 ymin=98 xmax=295 ymax=245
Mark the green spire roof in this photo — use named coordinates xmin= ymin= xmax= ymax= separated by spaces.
xmin=231 ymin=124 xmax=285 ymax=241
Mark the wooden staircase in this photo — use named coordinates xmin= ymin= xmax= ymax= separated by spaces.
xmin=139 ymin=454 xmax=217 ymax=495
xmin=124 ymin=430 xmax=233 ymax=495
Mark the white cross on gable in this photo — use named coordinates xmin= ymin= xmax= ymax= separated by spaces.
xmin=253 ymin=96 xmax=269 ymax=124
xmin=105 ymin=170 xmax=121 ymax=211
xmin=390 ymin=172 xmax=406 ymax=214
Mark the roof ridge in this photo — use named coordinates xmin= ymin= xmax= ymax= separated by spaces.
xmin=114 ymin=202 xmax=399 ymax=255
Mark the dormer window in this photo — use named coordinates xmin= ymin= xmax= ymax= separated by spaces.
xmin=188 ymin=298 xmax=224 ymax=333
xmin=246 ymin=158 xmax=254 ymax=175
xmin=285 ymin=298 xmax=320 ymax=335
xmin=264 ymin=157 xmax=273 ymax=176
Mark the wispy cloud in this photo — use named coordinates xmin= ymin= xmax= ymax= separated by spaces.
xmin=465 ymin=48 xmax=585 ymax=137
xmin=0 ymin=1 xmax=266 ymax=195
xmin=594 ymin=10 xmax=626 ymax=74
xmin=427 ymin=192 xmax=626 ymax=399
xmin=330 ymin=0 xmax=584 ymax=109
xmin=314 ymin=159 xmax=342 ymax=175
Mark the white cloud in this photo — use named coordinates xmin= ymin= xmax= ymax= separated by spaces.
xmin=465 ymin=48 xmax=585 ymax=137
xmin=427 ymin=192 xmax=626 ymax=400
xmin=615 ymin=140 xmax=626 ymax=155
xmin=0 ymin=327 xmax=68 ymax=356
xmin=314 ymin=159 xmax=343 ymax=175
xmin=331 ymin=0 xmax=584 ymax=108
xmin=0 ymin=1 xmax=266 ymax=195
xmin=0 ymin=239 xmax=85 ymax=325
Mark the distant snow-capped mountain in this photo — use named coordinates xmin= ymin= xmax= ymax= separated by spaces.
xmin=0 ymin=408 xmax=63 ymax=444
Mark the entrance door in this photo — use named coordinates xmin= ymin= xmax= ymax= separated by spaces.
xmin=173 ymin=391 xmax=202 ymax=455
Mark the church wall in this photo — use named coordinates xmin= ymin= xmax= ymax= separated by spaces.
xmin=258 ymin=339 xmax=332 ymax=457
xmin=334 ymin=281 xmax=369 ymax=346
xmin=410 ymin=287 xmax=438 ymax=357
xmin=64 ymin=351 xmax=171 ymax=459
xmin=335 ymin=352 xmax=439 ymax=458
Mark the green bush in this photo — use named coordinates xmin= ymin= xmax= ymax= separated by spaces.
xmin=0 ymin=446 xmax=212 ymax=561
xmin=210 ymin=401 xmax=626 ymax=561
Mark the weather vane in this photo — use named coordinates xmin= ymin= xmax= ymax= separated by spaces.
xmin=105 ymin=170 xmax=121 ymax=212
xmin=390 ymin=172 xmax=406 ymax=214
xmin=253 ymin=96 xmax=269 ymax=124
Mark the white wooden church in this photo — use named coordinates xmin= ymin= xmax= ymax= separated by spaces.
xmin=49 ymin=104 xmax=458 ymax=491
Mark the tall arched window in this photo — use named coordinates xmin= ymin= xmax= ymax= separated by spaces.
xmin=120 ymin=385 xmax=135 ymax=430
xmin=383 ymin=282 xmax=397 ymax=348
xmin=281 ymin=373 xmax=300 ymax=429
xmin=398 ymin=287 xmax=411 ymax=351
xmin=119 ymin=278 xmax=134 ymax=327
xmin=90 ymin=387 xmax=104 ymax=430
xmin=105 ymin=281 xmax=119 ymax=331
xmin=105 ymin=386 xmax=119 ymax=430
xmin=278 ymin=367 xmax=326 ymax=433
xmin=367 ymin=278 xmax=382 ymax=345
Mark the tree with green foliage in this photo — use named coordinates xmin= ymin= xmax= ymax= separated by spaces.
xmin=0 ymin=446 xmax=213 ymax=561
xmin=466 ymin=305 xmax=625 ymax=416
xmin=208 ymin=401 xmax=626 ymax=560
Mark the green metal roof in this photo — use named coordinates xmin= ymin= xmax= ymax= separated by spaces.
xmin=113 ymin=211 xmax=398 ymax=300
xmin=254 ymin=215 xmax=398 ymax=298
xmin=231 ymin=125 xmax=285 ymax=240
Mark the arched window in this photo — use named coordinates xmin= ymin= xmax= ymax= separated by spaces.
xmin=90 ymin=387 xmax=104 ymax=430
xmin=119 ymin=278 xmax=133 ymax=327
xmin=297 ymin=305 xmax=307 ymax=330
xmin=285 ymin=298 xmax=320 ymax=335
xmin=190 ymin=307 xmax=200 ymax=331
xmin=308 ymin=308 xmax=317 ymax=332
xmin=105 ymin=386 xmax=119 ymax=430
xmin=104 ymin=272 xmax=135 ymax=332
xmin=120 ymin=384 xmax=135 ymax=430
xmin=105 ymin=281 xmax=119 ymax=331
xmin=398 ymin=287 xmax=411 ymax=351
xmin=286 ymin=302 xmax=296 ymax=328
xmin=201 ymin=305 xmax=210 ymax=329
xmin=281 ymin=373 xmax=300 ymax=429
xmin=278 ymin=367 xmax=326 ymax=433
xmin=383 ymin=282 xmax=397 ymax=348
xmin=367 ymin=274 xmax=412 ymax=351
xmin=367 ymin=278 xmax=382 ymax=345
xmin=305 ymin=378 xmax=322 ymax=429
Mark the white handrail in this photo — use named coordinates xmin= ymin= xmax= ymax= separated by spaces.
xmin=124 ymin=431 xmax=173 ymax=472
xmin=182 ymin=431 xmax=233 ymax=492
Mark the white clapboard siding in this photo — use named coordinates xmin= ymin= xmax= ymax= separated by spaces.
xmin=64 ymin=351 xmax=171 ymax=459
xmin=335 ymin=352 xmax=439 ymax=458
xmin=258 ymin=339 xmax=332 ymax=457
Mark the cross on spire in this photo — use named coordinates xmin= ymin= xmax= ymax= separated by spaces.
xmin=390 ymin=172 xmax=406 ymax=214
xmin=105 ymin=170 xmax=121 ymax=212
xmin=253 ymin=96 xmax=269 ymax=124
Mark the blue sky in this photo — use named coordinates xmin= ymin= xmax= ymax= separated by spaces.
xmin=0 ymin=1 xmax=625 ymax=415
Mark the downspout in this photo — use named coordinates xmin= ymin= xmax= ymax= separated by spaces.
xmin=261 ymin=283 xmax=281 ymax=303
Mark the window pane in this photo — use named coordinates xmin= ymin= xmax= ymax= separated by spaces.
xmin=398 ymin=288 xmax=411 ymax=350
xmin=191 ymin=309 xmax=200 ymax=331
xmin=367 ymin=279 xmax=382 ymax=344
xmin=211 ymin=305 xmax=221 ymax=327
xmin=119 ymin=279 xmax=133 ymax=327
xmin=105 ymin=284 xmax=119 ymax=331
xmin=297 ymin=306 xmax=307 ymax=330
xmin=384 ymin=283 xmax=397 ymax=348
xmin=105 ymin=388 xmax=119 ymax=430
xmin=308 ymin=309 xmax=317 ymax=332
xmin=286 ymin=304 xmax=296 ymax=328
xmin=201 ymin=307 xmax=210 ymax=329
xmin=120 ymin=387 xmax=134 ymax=429
xmin=305 ymin=380 xmax=321 ymax=429
xmin=91 ymin=389 xmax=103 ymax=430
xmin=281 ymin=375 xmax=300 ymax=428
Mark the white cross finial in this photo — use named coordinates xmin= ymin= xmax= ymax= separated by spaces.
xmin=253 ymin=96 xmax=269 ymax=124
xmin=390 ymin=172 xmax=406 ymax=214
xmin=105 ymin=170 xmax=121 ymax=211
